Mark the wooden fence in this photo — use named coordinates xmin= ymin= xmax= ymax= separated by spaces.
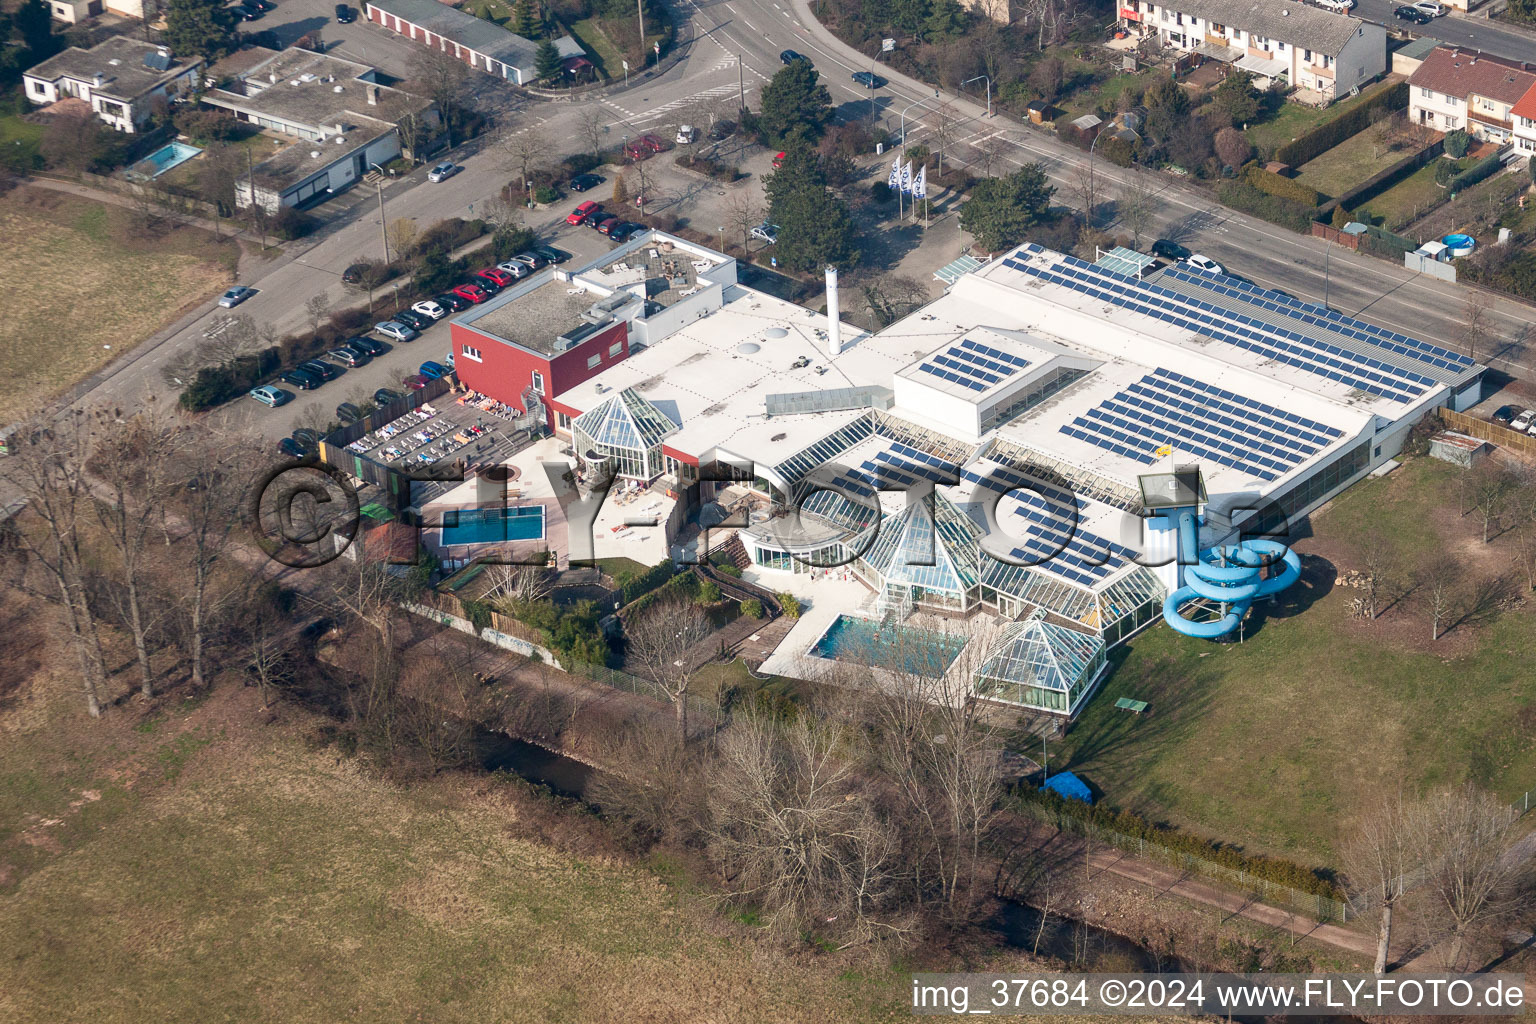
xmin=1440 ymin=408 xmax=1536 ymax=457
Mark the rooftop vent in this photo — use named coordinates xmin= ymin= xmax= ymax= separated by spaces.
xmin=764 ymin=327 xmax=788 ymax=339
xmin=309 ymin=150 xmax=321 ymax=159
xmin=737 ymin=342 xmax=761 ymax=354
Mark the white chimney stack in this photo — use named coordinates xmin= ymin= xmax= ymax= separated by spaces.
xmin=825 ymin=265 xmax=842 ymax=357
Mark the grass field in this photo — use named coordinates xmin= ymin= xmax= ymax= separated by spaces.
xmin=0 ymin=187 xmax=234 ymax=417
xmin=1055 ymin=456 xmax=1536 ymax=866
xmin=1293 ymin=130 xmax=1408 ymax=201
xmin=0 ymin=670 xmax=933 ymax=1024
xmin=1243 ymin=79 xmax=1399 ymax=157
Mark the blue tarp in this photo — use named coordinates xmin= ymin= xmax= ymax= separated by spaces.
xmin=1042 ymin=771 xmax=1093 ymax=804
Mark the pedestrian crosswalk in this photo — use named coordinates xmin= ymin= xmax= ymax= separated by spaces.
xmin=602 ymin=82 xmax=750 ymax=126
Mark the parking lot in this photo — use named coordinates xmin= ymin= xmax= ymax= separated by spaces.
xmin=220 ymin=218 xmax=622 ymax=446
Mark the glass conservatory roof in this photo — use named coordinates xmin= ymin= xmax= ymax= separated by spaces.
xmin=573 ymin=387 xmax=680 ymax=452
xmin=863 ymin=491 xmax=983 ymax=593
xmin=976 ymin=617 xmax=1104 ymax=697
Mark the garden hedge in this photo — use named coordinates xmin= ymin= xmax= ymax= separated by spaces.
xmin=1273 ymin=81 xmax=1408 ymax=168
xmin=1244 ymin=165 xmax=1321 ymax=208
xmin=1448 ymin=150 xmax=1504 ymax=194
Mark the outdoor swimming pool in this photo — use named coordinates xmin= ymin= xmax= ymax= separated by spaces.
xmin=809 ymin=614 xmax=968 ymax=675
xmin=130 ymin=142 xmax=202 ymax=179
xmin=439 ymin=505 xmax=545 ymax=546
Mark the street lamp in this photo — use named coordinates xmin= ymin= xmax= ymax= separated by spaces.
xmin=899 ymin=90 xmax=941 ymax=152
xmin=962 ymin=75 xmax=991 ymax=119
xmin=370 ymin=162 xmax=389 ymax=263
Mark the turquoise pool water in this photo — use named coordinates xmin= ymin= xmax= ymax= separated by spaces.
xmin=440 ymin=505 xmax=545 ymax=545
xmin=810 ymin=614 xmax=967 ymax=675
xmin=134 ymin=142 xmax=202 ymax=179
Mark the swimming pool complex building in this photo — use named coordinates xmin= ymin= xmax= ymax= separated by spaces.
xmin=445 ymin=232 xmax=1487 ymax=720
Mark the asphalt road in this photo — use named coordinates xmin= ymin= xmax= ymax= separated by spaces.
xmin=47 ymin=0 xmax=1536 ymax=446
xmin=1351 ymin=0 xmax=1536 ymax=65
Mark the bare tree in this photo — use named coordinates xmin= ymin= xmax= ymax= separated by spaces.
xmin=304 ymin=293 xmax=333 ymax=337
xmin=1342 ymin=791 xmax=1417 ymax=973
xmin=385 ymin=218 xmax=419 ymax=260
xmin=1506 ymin=472 xmax=1536 ymax=590
xmin=242 ymin=590 xmax=296 ymax=709
xmin=1469 ymin=463 xmax=1512 ymax=544
xmin=1354 ymin=533 xmax=1401 ymax=620
xmin=1 ymin=415 xmax=112 ymax=715
xmin=723 ymin=186 xmax=766 ymax=252
xmin=408 ymin=46 xmax=472 ymax=144
xmin=576 ymin=103 xmax=607 ymax=158
xmin=971 ymin=133 xmax=1012 ymax=180
xmin=171 ymin=434 xmax=251 ymax=689
xmin=1071 ymin=161 xmax=1100 ymax=228
xmin=1417 ymin=553 xmax=1461 ymax=642
xmin=485 ymin=562 xmax=552 ymax=606
xmin=89 ymin=406 xmax=184 ymax=698
xmin=1118 ymin=169 xmax=1158 ymax=249
xmin=623 ymin=591 xmax=712 ymax=735
xmin=1415 ymin=785 xmax=1530 ymax=969
xmin=1460 ymin=297 xmax=1491 ymax=362
xmin=502 ymin=127 xmax=549 ymax=203
xmin=855 ymin=271 xmax=928 ymax=329
xmin=930 ymin=102 xmax=960 ymax=176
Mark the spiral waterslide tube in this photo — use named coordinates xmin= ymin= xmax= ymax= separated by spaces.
xmin=1161 ymin=512 xmax=1301 ymax=638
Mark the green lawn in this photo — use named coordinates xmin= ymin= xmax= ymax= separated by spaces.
xmin=1244 ymin=79 xmax=1400 ymax=158
xmin=1293 ymin=130 xmax=1411 ymax=201
xmin=1355 ymin=156 xmax=1473 ymax=231
xmin=1055 ymin=457 xmax=1536 ymax=866
xmin=0 ymin=111 xmax=43 ymax=171
xmin=567 ymin=18 xmax=621 ymax=78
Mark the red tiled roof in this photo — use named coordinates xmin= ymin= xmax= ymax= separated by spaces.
xmin=1408 ymin=46 xmax=1536 ymax=106
xmin=1512 ymin=80 xmax=1536 ymax=122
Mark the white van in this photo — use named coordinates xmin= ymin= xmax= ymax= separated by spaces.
xmin=1314 ymin=0 xmax=1354 ymax=11
xmin=676 ymin=124 xmax=696 ymax=145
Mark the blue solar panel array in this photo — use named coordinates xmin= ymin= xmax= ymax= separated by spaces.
xmin=1004 ymin=245 xmax=1435 ymax=403
xmin=1060 ymin=369 xmax=1345 ymax=482
xmin=962 ymin=462 xmax=1134 ymax=587
xmin=864 ymin=441 xmax=963 ymax=487
xmin=1159 ymin=266 xmax=1474 ymax=375
xmin=916 ymin=339 xmax=1031 ymax=392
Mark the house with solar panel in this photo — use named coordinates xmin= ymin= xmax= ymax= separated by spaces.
xmin=415 ymin=230 xmax=1485 ymax=721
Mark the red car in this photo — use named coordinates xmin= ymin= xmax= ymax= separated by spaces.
xmin=451 ymin=283 xmax=491 ymax=304
xmin=772 ymin=151 xmax=786 ymax=169
xmin=622 ymin=139 xmax=650 ymax=162
xmin=402 ymin=373 xmax=429 ymax=390
xmin=597 ymin=215 xmax=623 ymax=236
xmin=474 ymin=267 xmax=513 ymax=290
xmin=640 ymin=133 xmax=667 ymax=153
xmin=588 ymin=211 xmax=617 ymax=233
xmin=567 ymin=200 xmax=600 ymax=225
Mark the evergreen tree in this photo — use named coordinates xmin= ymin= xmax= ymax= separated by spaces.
xmin=756 ymin=61 xmax=833 ymax=149
xmin=959 ymin=163 xmax=1055 ymax=253
xmin=765 ymin=146 xmax=859 ymax=271
xmin=12 ymin=0 xmax=58 ymax=62
xmin=511 ymin=0 xmax=539 ymax=38
xmin=535 ymin=38 xmax=561 ymax=80
xmin=922 ymin=0 xmax=966 ymax=40
xmin=163 ymin=0 xmax=240 ymax=59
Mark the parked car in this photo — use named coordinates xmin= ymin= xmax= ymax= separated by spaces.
xmin=281 ymin=368 xmax=322 ymax=390
xmin=1512 ymin=409 xmax=1536 ymax=433
xmin=248 ymin=385 xmax=290 ymax=407
xmin=1492 ymin=405 xmax=1518 ymax=426
xmin=341 ymin=262 xmax=370 ymax=284
xmin=569 ymin=173 xmax=604 ymax=192
xmin=475 ymin=267 xmax=515 ymax=289
xmin=450 ymin=283 xmax=490 ymax=305
xmin=532 ymin=244 xmax=572 ymax=264
xmin=299 ymin=360 xmax=338 ymax=382
xmin=623 ymin=139 xmax=652 ymax=161
xmin=412 ymin=299 xmax=447 ymax=320
xmin=434 ymin=291 xmax=470 ymax=312
xmin=336 ymin=402 xmax=363 ymax=424
xmin=292 ymin=428 xmax=320 ymax=449
xmin=1185 ymin=254 xmax=1226 ymax=274
xmin=493 ymin=260 xmax=531 ymax=279
xmin=1151 ymin=239 xmax=1192 ymax=261
xmin=335 ymin=2 xmax=354 ymax=21
xmin=346 ymin=335 xmax=386 ymax=356
xmin=609 ymin=221 xmax=643 ymax=242
xmin=512 ymin=252 xmax=546 ymax=270
xmin=237 ymin=2 xmax=264 ymax=20
xmin=708 ymin=119 xmax=737 ymax=142
xmin=428 ymin=161 xmax=460 ymax=183
xmin=418 ymin=360 xmax=449 ymax=380
xmin=588 ymin=211 xmax=617 ymax=233
xmin=596 ymin=215 xmax=622 ymax=236
xmin=328 ymin=347 xmax=365 ymax=367
xmin=373 ymin=387 xmax=403 ymax=406
xmin=851 ymin=70 xmax=884 ymax=88
xmin=567 ymin=200 xmax=600 ymax=225
xmin=676 ymin=124 xmax=696 ymax=145
xmin=1313 ymin=0 xmax=1353 ymax=10
xmin=393 ymin=309 xmax=433 ymax=331
xmin=750 ymin=222 xmax=780 ymax=244
xmin=1394 ymin=3 xmax=1432 ymax=20
xmin=374 ymin=320 xmax=419 ymax=341
xmin=780 ymin=49 xmax=808 ymax=64
xmin=402 ymin=374 xmax=430 ymax=390
xmin=277 ymin=438 xmax=309 ymax=459
xmin=218 ymin=285 xmax=254 ymax=308
xmin=771 ymin=151 xmax=786 ymax=169
xmin=1412 ymin=0 xmax=1446 ymax=15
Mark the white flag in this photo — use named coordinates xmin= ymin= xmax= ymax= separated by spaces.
xmin=913 ymin=164 xmax=927 ymax=200
xmin=887 ymin=156 xmax=901 ymax=190
xmin=900 ymin=160 xmax=913 ymax=194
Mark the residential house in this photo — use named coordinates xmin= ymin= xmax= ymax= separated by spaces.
xmin=200 ymin=47 xmax=439 ymax=210
xmin=362 ymin=0 xmax=583 ymax=86
xmin=46 ymin=0 xmax=142 ymax=24
xmin=1117 ymin=0 xmax=1387 ymax=104
xmin=22 ymin=36 xmax=202 ymax=132
xmin=1408 ymin=46 xmax=1536 ymax=144
xmin=1511 ymin=81 xmax=1536 ymax=158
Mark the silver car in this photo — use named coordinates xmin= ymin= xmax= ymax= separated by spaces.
xmin=750 ymin=222 xmax=780 ymax=245
xmin=427 ymin=162 xmax=460 ymax=183
xmin=218 ymin=285 xmax=254 ymax=308
xmin=374 ymin=320 xmax=418 ymax=342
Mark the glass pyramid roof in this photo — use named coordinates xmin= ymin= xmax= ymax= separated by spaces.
xmin=572 ymin=387 xmax=680 ymax=452
xmin=976 ymin=617 xmax=1104 ymax=697
xmin=863 ymin=490 xmax=983 ymax=593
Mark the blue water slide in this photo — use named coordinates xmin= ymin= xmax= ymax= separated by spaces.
xmin=1162 ymin=513 xmax=1300 ymax=639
